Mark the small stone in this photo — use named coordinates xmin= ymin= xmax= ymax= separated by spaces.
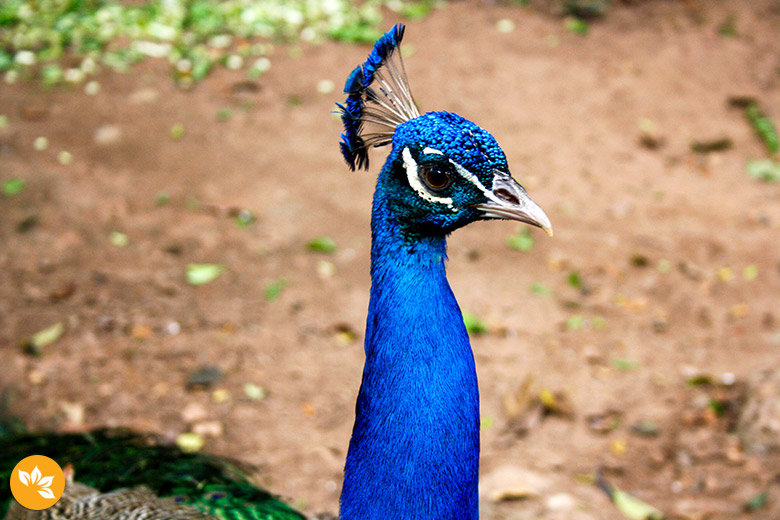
xmin=316 ymin=79 xmax=335 ymax=94
xmin=192 ymin=420 xmax=223 ymax=438
xmin=244 ymin=383 xmax=266 ymax=400
xmin=546 ymin=492 xmax=576 ymax=512
xmin=187 ymin=365 xmax=223 ymax=389
xmin=165 ymin=321 xmax=181 ymax=335
xmin=57 ymin=150 xmax=73 ymax=165
xmin=94 ymin=125 xmax=122 ymax=145
xmin=84 ymin=81 xmax=100 ymax=96
xmin=181 ymin=402 xmax=208 ymax=423
xmin=129 ymin=88 xmax=159 ymax=104
xmin=33 ymin=136 xmax=48 ymax=151
xmin=28 ymin=369 xmax=45 ymax=385
xmin=496 ymin=19 xmax=516 ymax=34
xmin=211 ymin=388 xmax=230 ymax=403
xmin=60 ymin=401 xmax=85 ymax=427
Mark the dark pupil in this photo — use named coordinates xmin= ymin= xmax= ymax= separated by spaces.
xmin=424 ymin=167 xmax=450 ymax=190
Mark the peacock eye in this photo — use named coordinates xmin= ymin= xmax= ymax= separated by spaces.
xmin=419 ymin=164 xmax=453 ymax=193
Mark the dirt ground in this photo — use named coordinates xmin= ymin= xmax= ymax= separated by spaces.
xmin=2 ymin=1 xmax=780 ymax=518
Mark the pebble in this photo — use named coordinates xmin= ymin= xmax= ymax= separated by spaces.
xmin=192 ymin=420 xmax=223 ymax=438
xmin=94 ymin=125 xmax=122 ymax=146
xmin=129 ymin=88 xmax=159 ymax=104
xmin=546 ymin=492 xmax=576 ymax=512
xmin=181 ymin=402 xmax=208 ymax=423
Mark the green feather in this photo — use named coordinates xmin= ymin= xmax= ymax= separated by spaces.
xmin=0 ymin=429 xmax=305 ymax=520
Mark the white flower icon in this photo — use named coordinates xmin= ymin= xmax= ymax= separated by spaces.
xmin=17 ymin=466 xmax=56 ymax=499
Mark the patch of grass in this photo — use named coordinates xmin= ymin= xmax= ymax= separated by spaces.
xmin=0 ymin=0 xmax=426 ymax=87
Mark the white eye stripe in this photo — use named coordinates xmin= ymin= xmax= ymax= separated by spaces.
xmin=448 ymin=159 xmax=503 ymax=205
xmin=423 ymin=147 xmax=443 ymax=156
xmin=402 ymin=147 xmax=455 ymax=209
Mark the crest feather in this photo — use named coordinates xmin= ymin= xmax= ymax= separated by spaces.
xmin=338 ymin=24 xmax=420 ymax=171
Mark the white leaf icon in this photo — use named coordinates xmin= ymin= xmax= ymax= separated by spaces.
xmin=38 ymin=476 xmax=53 ymax=488
xmin=31 ymin=466 xmax=42 ymax=484
xmin=18 ymin=470 xmax=30 ymax=486
xmin=38 ymin=488 xmax=56 ymax=500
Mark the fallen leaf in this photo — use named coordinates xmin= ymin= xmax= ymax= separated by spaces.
xmin=25 ymin=322 xmax=65 ymax=355
xmin=186 ymin=264 xmax=224 ymax=285
xmin=307 ymin=236 xmax=337 ymax=253
xmin=176 ymin=432 xmax=204 ymax=453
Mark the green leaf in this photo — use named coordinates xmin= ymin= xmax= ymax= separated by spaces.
xmin=529 ymin=281 xmax=551 ymax=296
xmin=170 ymin=123 xmax=185 ymax=140
xmin=244 ymin=382 xmax=267 ymax=401
xmin=26 ymin=322 xmax=65 ymax=355
xmin=567 ymin=271 xmax=583 ymax=289
xmin=744 ymin=491 xmax=768 ymax=512
xmin=176 ymin=432 xmax=205 ymax=453
xmin=747 ymin=159 xmax=780 ymax=183
xmin=743 ymin=264 xmax=759 ymax=281
xmin=3 ymin=178 xmax=25 ymax=196
xmin=611 ymin=487 xmax=665 ymax=520
xmin=186 ymin=264 xmax=224 ymax=285
xmin=744 ymin=103 xmax=779 ymax=155
xmin=612 ymin=358 xmax=638 ymax=371
xmin=507 ymin=229 xmax=534 ymax=252
xmin=109 ymin=231 xmax=129 ymax=247
xmin=264 ymin=278 xmax=288 ymax=302
xmin=462 ymin=311 xmax=488 ymax=335
xmin=306 ymin=236 xmax=337 ymax=254
xmin=216 ymin=107 xmax=233 ymax=122
xmin=566 ymin=315 xmax=585 ymax=330
xmin=565 ymin=17 xmax=590 ymax=36
xmin=155 ymin=191 xmax=170 ymax=206
xmin=234 ymin=209 xmax=254 ymax=228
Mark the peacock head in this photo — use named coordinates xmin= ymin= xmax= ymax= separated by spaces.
xmin=338 ymin=24 xmax=552 ymax=237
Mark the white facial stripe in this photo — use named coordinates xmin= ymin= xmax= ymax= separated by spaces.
xmin=448 ymin=160 xmax=503 ymax=204
xmin=402 ymin=147 xmax=455 ymax=209
xmin=423 ymin=147 xmax=443 ymax=156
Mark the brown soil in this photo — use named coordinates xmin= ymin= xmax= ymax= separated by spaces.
xmin=2 ymin=1 xmax=780 ymax=519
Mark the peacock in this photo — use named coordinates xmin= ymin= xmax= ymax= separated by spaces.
xmin=1 ymin=24 xmax=551 ymax=520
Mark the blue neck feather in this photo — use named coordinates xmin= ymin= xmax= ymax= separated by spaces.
xmin=339 ymin=168 xmax=480 ymax=520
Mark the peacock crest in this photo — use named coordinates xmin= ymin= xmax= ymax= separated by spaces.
xmin=337 ymin=24 xmax=420 ymax=171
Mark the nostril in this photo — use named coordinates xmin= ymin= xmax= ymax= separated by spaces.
xmin=494 ymin=187 xmax=520 ymax=204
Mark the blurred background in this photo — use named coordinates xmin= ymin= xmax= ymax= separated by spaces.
xmin=1 ymin=1 xmax=780 ymax=518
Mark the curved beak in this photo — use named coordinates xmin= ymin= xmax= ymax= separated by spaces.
xmin=473 ymin=172 xmax=553 ymax=236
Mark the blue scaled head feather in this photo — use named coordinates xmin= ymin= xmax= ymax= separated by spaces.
xmin=337 ymin=24 xmax=553 ymax=238
xmin=338 ymin=24 xmax=420 ymax=171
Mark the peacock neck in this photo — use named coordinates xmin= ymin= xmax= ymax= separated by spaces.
xmin=339 ymin=184 xmax=480 ymax=520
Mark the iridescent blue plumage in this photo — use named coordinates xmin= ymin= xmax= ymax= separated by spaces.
xmin=338 ymin=24 xmax=552 ymax=520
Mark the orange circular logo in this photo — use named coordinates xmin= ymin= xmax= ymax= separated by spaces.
xmin=9 ymin=455 xmax=65 ymax=510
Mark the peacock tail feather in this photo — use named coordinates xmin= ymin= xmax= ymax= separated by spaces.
xmin=0 ymin=429 xmax=305 ymax=520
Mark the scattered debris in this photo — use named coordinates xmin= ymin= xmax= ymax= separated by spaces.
xmin=307 ymin=236 xmax=337 ymax=253
xmin=264 ymin=278 xmax=288 ymax=301
xmin=176 ymin=432 xmax=205 ymax=453
xmin=187 ymin=365 xmax=224 ymax=389
xmin=24 ymin=322 xmax=65 ymax=356
xmin=186 ymin=264 xmax=224 ymax=286
xmin=462 ymin=311 xmax=488 ymax=335
xmin=690 ymin=138 xmax=732 ymax=154
xmin=587 ymin=410 xmax=623 ymax=434
xmin=3 ymin=178 xmax=25 ymax=196
xmin=507 ymin=228 xmax=534 ymax=252
xmin=596 ymin=471 xmax=665 ymax=520
xmin=244 ymin=383 xmax=266 ymax=401
xmin=747 ymin=159 xmax=780 ymax=183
